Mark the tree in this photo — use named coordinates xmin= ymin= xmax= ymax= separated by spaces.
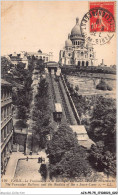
xmin=96 ymin=79 xmax=112 ymax=91
xmin=32 ymin=78 xmax=51 ymax=149
xmin=89 ymin=142 xmax=116 ymax=177
xmin=1 ymin=57 xmax=12 ymax=79
xmin=47 ymin=124 xmax=92 ymax=179
xmin=47 ymin=124 xmax=78 ymax=164
xmin=90 ymin=96 xmax=116 ymax=147
xmin=36 ymin=78 xmax=48 ymax=98
xmin=88 ymin=96 xmax=116 ymax=177
xmin=17 ymin=105 xmax=27 ymax=119
xmin=75 ymin=85 xmax=79 ymax=91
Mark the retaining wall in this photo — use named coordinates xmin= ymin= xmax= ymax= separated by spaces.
xmin=61 ymin=74 xmax=81 ymax=125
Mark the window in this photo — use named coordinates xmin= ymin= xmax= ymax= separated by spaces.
xmin=4 ymin=90 xmax=6 ymax=100
xmin=6 ymin=107 xmax=8 ymax=117
xmin=1 ymin=89 xmax=3 ymax=101
xmin=1 ymin=129 xmax=4 ymax=142
xmin=81 ymin=52 xmax=84 ymax=56
xmin=6 ymin=90 xmax=9 ymax=99
xmin=78 ymin=61 xmax=80 ymax=66
xmin=86 ymin=61 xmax=89 ymax=66
xmin=78 ymin=41 xmax=79 ymax=45
xmin=6 ymin=125 xmax=8 ymax=135
xmin=4 ymin=127 xmax=7 ymax=139
xmin=82 ymin=61 xmax=85 ymax=66
xmin=1 ymin=108 xmax=4 ymax=121
xmin=90 ymin=54 xmax=92 ymax=57
xmin=4 ymin=107 xmax=6 ymax=119
xmin=10 ymin=92 xmax=12 ymax=99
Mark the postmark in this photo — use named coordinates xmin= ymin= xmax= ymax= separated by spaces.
xmin=90 ymin=1 xmax=115 ymax=32
xmin=80 ymin=2 xmax=116 ymax=45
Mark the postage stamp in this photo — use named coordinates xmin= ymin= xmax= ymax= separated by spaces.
xmin=90 ymin=2 xmax=115 ymax=32
xmin=80 ymin=2 xmax=116 ymax=45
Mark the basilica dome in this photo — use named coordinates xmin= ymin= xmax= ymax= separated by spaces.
xmin=71 ymin=17 xmax=81 ymax=36
xmin=65 ymin=34 xmax=72 ymax=47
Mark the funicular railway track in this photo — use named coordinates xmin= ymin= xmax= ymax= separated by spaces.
xmin=57 ymin=78 xmax=74 ymax=125
xmin=49 ymin=73 xmax=77 ymax=125
xmin=49 ymin=73 xmax=57 ymax=103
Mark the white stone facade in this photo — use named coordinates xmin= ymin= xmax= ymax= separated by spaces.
xmin=59 ymin=18 xmax=96 ymax=66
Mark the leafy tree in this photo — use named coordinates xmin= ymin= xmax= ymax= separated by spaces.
xmin=96 ymin=79 xmax=112 ymax=91
xmin=1 ymin=57 xmax=12 ymax=79
xmin=75 ymin=85 xmax=79 ymax=91
xmin=32 ymin=78 xmax=51 ymax=149
xmin=90 ymin=96 xmax=116 ymax=146
xmin=47 ymin=124 xmax=92 ymax=179
xmin=17 ymin=105 xmax=27 ymax=119
xmin=36 ymin=78 xmax=48 ymax=98
xmin=89 ymin=142 xmax=116 ymax=177
xmin=89 ymin=97 xmax=116 ymax=177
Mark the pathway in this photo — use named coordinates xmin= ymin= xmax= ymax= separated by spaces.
xmin=2 ymin=150 xmax=49 ymax=180
xmin=26 ymin=70 xmax=40 ymax=154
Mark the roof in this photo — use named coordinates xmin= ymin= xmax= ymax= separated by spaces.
xmin=1 ymin=79 xmax=12 ymax=87
xmin=47 ymin=62 xmax=58 ymax=67
xmin=78 ymin=140 xmax=95 ymax=149
xmin=27 ymin=52 xmax=49 ymax=56
xmin=70 ymin=125 xmax=87 ymax=134
xmin=47 ymin=61 xmax=57 ymax=63
xmin=71 ymin=17 xmax=81 ymax=36
xmin=55 ymin=103 xmax=62 ymax=112
xmin=65 ymin=39 xmax=72 ymax=47
xmin=70 ymin=125 xmax=95 ymax=149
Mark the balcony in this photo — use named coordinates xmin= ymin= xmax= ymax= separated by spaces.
xmin=1 ymin=117 xmax=12 ymax=130
xmin=1 ymin=98 xmax=12 ymax=108
xmin=1 ymin=130 xmax=13 ymax=153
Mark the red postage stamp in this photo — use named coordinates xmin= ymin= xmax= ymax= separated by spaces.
xmin=89 ymin=1 xmax=115 ymax=32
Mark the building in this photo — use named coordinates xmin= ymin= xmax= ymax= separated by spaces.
xmin=27 ymin=50 xmax=53 ymax=63
xmin=1 ymin=79 xmax=13 ymax=175
xmin=98 ymin=59 xmax=107 ymax=67
xmin=59 ymin=17 xmax=96 ymax=66
xmin=46 ymin=61 xmax=58 ymax=73
xmin=70 ymin=125 xmax=95 ymax=149
xmin=9 ymin=52 xmax=28 ymax=69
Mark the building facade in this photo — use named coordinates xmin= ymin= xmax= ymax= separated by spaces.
xmin=27 ymin=51 xmax=53 ymax=63
xmin=59 ymin=17 xmax=96 ymax=66
xmin=9 ymin=52 xmax=28 ymax=69
xmin=1 ymin=79 xmax=13 ymax=175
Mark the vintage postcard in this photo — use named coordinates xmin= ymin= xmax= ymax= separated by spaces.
xmin=1 ymin=0 xmax=117 ymax=192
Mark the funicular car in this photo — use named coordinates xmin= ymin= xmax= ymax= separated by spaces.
xmin=53 ymin=103 xmax=62 ymax=122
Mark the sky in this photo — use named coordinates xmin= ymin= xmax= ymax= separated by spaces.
xmin=1 ymin=1 xmax=116 ymax=66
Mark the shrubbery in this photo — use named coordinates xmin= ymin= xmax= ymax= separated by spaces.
xmin=96 ymin=79 xmax=112 ymax=91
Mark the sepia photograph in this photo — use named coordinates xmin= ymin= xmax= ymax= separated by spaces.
xmin=1 ymin=0 xmax=117 ymax=191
